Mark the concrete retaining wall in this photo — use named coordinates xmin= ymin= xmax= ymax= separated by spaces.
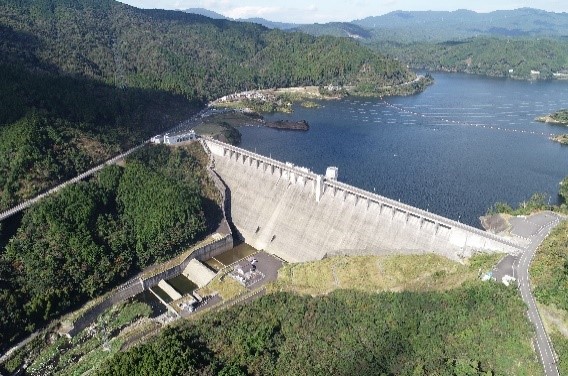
xmin=158 ymin=280 xmax=182 ymax=301
xmin=205 ymin=139 xmax=522 ymax=263
xmin=141 ymin=235 xmax=233 ymax=290
xmin=66 ymin=234 xmax=232 ymax=337
xmin=183 ymin=259 xmax=217 ymax=287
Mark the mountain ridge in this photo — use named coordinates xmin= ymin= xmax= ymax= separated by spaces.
xmin=185 ymin=7 xmax=568 ymax=41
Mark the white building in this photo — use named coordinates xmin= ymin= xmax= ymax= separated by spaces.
xmin=151 ymin=130 xmax=198 ymax=145
xmin=326 ymin=166 xmax=339 ymax=180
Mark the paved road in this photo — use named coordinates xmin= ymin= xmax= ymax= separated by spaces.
xmin=514 ymin=215 xmax=561 ymax=376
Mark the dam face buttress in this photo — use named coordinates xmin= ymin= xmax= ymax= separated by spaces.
xmin=205 ymin=139 xmax=521 ymax=263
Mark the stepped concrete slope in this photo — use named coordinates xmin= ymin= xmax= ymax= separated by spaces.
xmin=205 ymin=139 xmax=522 ymax=262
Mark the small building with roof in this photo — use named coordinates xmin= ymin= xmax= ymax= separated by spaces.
xmin=151 ymin=129 xmax=198 ymax=145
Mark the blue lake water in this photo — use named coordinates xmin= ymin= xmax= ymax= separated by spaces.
xmin=238 ymin=73 xmax=568 ymax=227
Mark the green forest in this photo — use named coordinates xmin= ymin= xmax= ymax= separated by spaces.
xmin=0 ymin=0 xmax=417 ymax=212
xmin=0 ymin=64 xmax=197 ymax=211
xmin=530 ymin=219 xmax=568 ymax=375
xmin=0 ymin=144 xmax=215 ymax=349
xmin=372 ymin=37 xmax=568 ymax=80
xmin=94 ymin=285 xmax=539 ymax=376
xmin=0 ymin=0 xmax=414 ymax=100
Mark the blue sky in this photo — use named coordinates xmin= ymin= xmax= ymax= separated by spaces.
xmin=118 ymin=0 xmax=567 ymax=23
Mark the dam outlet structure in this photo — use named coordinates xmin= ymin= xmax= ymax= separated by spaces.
xmin=204 ymin=139 xmax=522 ymax=263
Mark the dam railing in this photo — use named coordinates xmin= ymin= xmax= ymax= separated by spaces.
xmin=212 ymin=140 xmax=318 ymax=181
xmin=325 ymin=179 xmax=521 ymax=250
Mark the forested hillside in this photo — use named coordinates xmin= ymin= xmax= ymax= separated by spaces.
xmin=284 ymin=8 xmax=568 ymax=80
xmin=374 ymin=37 xmax=568 ymax=79
xmin=531 ymin=217 xmax=568 ymax=375
xmin=0 ymin=65 xmax=195 ymax=211
xmin=0 ymin=0 xmax=413 ymax=99
xmin=355 ymin=8 xmax=568 ymax=42
xmin=0 ymin=0 xmax=416 ymax=211
xmin=0 ymin=144 xmax=215 ymax=349
xmin=95 ymin=286 xmax=540 ymax=376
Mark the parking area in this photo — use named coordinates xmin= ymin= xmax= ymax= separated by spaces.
xmin=509 ymin=211 xmax=560 ymax=238
xmin=230 ymin=251 xmax=284 ymax=289
xmin=490 ymin=254 xmax=518 ymax=285
xmin=485 ymin=211 xmax=563 ymax=287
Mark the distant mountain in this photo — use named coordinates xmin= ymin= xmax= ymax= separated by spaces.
xmin=185 ymin=7 xmax=568 ymax=42
xmin=354 ymin=8 xmax=568 ymax=41
xmin=183 ymin=8 xmax=297 ymax=29
xmin=240 ymin=17 xmax=298 ymax=30
xmin=294 ymin=22 xmax=372 ymax=39
xmin=373 ymin=36 xmax=568 ymax=80
xmin=184 ymin=7 xmax=227 ymax=19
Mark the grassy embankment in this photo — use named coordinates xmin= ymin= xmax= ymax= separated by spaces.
xmin=531 ymin=220 xmax=568 ymax=376
xmin=268 ymin=253 xmax=500 ymax=295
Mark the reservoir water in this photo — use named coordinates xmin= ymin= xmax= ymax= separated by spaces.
xmin=238 ymin=73 xmax=568 ymax=227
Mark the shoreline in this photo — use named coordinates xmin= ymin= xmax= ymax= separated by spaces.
xmin=208 ymin=75 xmax=433 ymax=112
xmin=188 ymin=74 xmax=433 ymax=144
xmin=411 ymin=67 xmax=568 ymax=82
xmin=536 ymin=115 xmax=568 ymax=125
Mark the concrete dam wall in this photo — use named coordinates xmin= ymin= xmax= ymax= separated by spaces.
xmin=205 ymin=139 xmax=521 ymax=263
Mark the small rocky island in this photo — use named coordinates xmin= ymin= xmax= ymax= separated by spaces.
xmin=266 ymin=120 xmax=309 ymax=130
xmin=551 ymin=134 xmax=568 ymax=145
xmin=536 ymin=109 xmax=568 ymax=145
xmin=535 ymin=109 xmax=568 ymax=125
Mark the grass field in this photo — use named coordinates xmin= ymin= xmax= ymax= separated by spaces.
xmin=268 ymin=253 xmax=501 ymax=295
xmin=196 ymin=272 xmax=246 ymax=301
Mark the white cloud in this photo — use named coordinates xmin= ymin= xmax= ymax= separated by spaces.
xmin=201 ymin=0 xmax=233 ymax=8
xmin=225 ymin=6 xmax=281 ymax=19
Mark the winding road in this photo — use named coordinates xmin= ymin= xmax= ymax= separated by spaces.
xmin=513 ymin=214 xmax=562 ymax=376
